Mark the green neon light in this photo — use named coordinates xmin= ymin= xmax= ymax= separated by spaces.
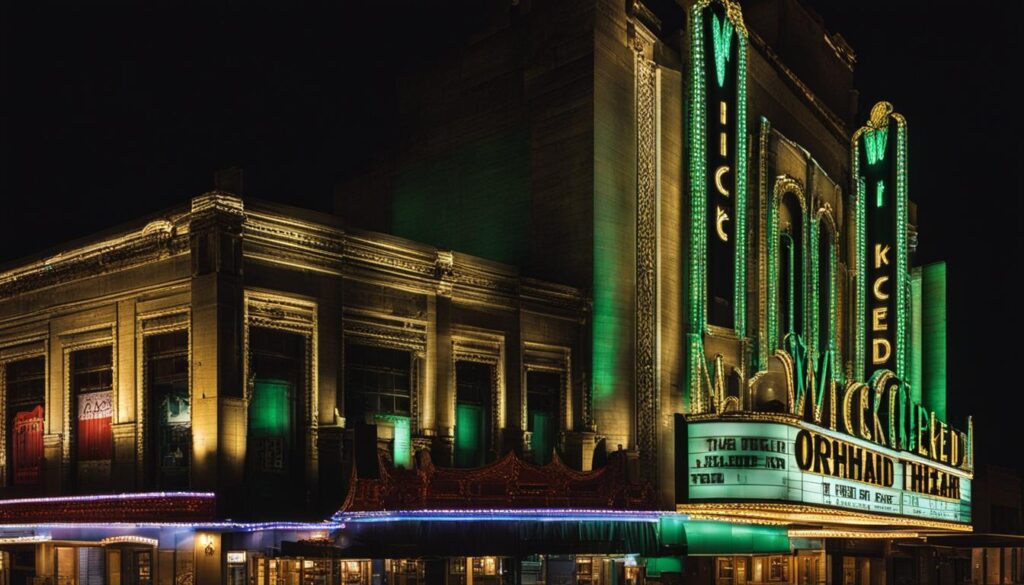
xmin=734 ymin=33 xmax=747 ymax=337
xmin=711 ymin=13 xmax=734 ymax=88
xmin=894 ymin=119 xmax=909 ymax=380
xmin=687 ymin=2 xmax=747 ymax=409
xmin=853 ymin=169 xmax=866 ymax=376
xmin=864 ymin=127 xmax=888 ymax=165
xmin=782 ymin=233 xmax=795 ymax=333
xmin=876 ymin=180 xmax=885 ymax=208
xmin=854 ymin=113 xmax=909 ymax=381
xmin=765 ymin=193 xmax=778 ymax=352
xmin=829 ymin=232 xmax=839 ymax=379
xmin=686 ymin=4 xmax=709 ymax=404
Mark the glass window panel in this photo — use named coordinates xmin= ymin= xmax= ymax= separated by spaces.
xmin=345 ymin=344 xmax=412 ymax=421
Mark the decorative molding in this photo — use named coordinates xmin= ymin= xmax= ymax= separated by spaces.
xmin=523 ymin=342 xmax=572 ymax=441
xmin=452 ymin=330 xmax=505 ymax=457
xmin=0 ymin=218 xmax=188 ymax=300
xmin=342 ymin=308 xmax=427 ymax=434
xmin=632 ymin=15 xmax=659 ymax=488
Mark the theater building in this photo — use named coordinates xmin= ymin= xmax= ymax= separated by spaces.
xmin=1 ymin=0 xmax=973 ymax=584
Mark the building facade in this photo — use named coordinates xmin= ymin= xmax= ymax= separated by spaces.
xmin=1 ymin=0 xmax=977 ymax=584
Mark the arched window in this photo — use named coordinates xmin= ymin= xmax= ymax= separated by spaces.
xmin=815 ymin=216 xmax=837 ymax=356
xmin=777 ymin=192 xmax=804 ymax=346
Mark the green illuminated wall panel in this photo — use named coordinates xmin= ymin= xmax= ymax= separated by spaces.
xmin=910 ymin=267 xmax=923 ymax=405
xmin=921 ymin=262 xmax=947 ymax=420
xmin=455 ymin=403 xmax=484 ymax=468
xmin=377 ymin=414 xmax=411 ymax=469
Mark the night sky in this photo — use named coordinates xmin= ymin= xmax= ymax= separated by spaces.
xmin=2 ymin=2 xmax=1020 ymax=471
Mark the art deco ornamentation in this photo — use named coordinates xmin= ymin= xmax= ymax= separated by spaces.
xmin=632 ymin=20 xmax=659 ymax=485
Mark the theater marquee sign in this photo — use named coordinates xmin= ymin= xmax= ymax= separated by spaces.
xmin=686 ymin=420 xmax=971 ymax=524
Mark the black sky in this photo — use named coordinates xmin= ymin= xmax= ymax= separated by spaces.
xmin=2 ymin=1 xmax=1021 ymax=470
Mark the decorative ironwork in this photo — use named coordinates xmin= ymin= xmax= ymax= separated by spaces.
xmin=340 ymin=449 xmax=656 ymax=513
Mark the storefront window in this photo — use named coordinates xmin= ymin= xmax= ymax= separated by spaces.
xmin=842 ymin=557 xmax=855 ymax=585
xmin=986 ymin=548 xmax=1001 ymax=585
xmin=386 ymin=560 xmax=424 ymax=585
xmin=718 ymin=558 xmax=735 ymax=585
xmin=576 ymin=557 xmax=601 ymax=585
xmin=56 ymin=547 xmax=75 ymax=585
xmin=768 ymin=557 xmax=788 ymax=582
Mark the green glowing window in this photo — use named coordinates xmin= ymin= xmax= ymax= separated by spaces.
xmin=454 ymin=361 xmax=493 ymax=468
xmin=527 ymin=370 xmax=560 ymax=465
xmin=248 ymin=327 xmax=304 ymax=475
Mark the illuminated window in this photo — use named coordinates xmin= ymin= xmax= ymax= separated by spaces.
xmin=527 ymin=371 xmax=560 ymax=465
xmin=248 ymin=328 xmax=305 ymax=484
xmin=454 ymin=361 xmax=492 ymax=468
xmin=145 ymin=331 xmax=189 ymax=489
xmin=345 ymin=344 xmax=411 ymax=423
xmin=4 ymin=356 xmax=45 ymax=486
xmin=71 ymin=347 xmax=114 ymax=488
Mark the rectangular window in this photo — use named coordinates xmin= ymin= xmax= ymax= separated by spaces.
xmin=248 ymin=327 xmax=304 ymax=478
xmin=71 ymin=346 xmax=113 ymax=487
xmin=5 ymin=357 xmax=45 ymax=486
xmin=146 ymin=331 xmax=190 ymax=489
xmin=344 ymin=344 xmax=411 ymax=423
xmin=454 ymin=361 xmax=492 ymax=468
xmin=526 ymin=371 xmax=560 ymax=465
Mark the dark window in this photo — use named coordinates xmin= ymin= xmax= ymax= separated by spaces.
xmin=344 ymin=344 xmax=411 ymax=423
xmin=817 ymin=223 xmax=834 ymax=352
xmin=146 ymin=331 xmax=189 ymax=489
xmin=778 ymin=194 xmax=804 ymax=346
xmin=5 ymin=356 xmax=45 ymax=486
xmin=248 ymin=327 xmax=305 ymax=481
xmin=454 ymin=361 xmax=492 ymax=468
xmin=527 ymin=371 xmax=560 ymax=465
xmin=71 ymin=346 xmax=114 ymax=487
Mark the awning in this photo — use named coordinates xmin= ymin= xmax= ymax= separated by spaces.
xmin=333 ymin=511 xmax=791 ymax=559
xmin=659 ymin=517 xmax=791 ymax=556
xmin=339 ymin=518 xmax=666 ymax=557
